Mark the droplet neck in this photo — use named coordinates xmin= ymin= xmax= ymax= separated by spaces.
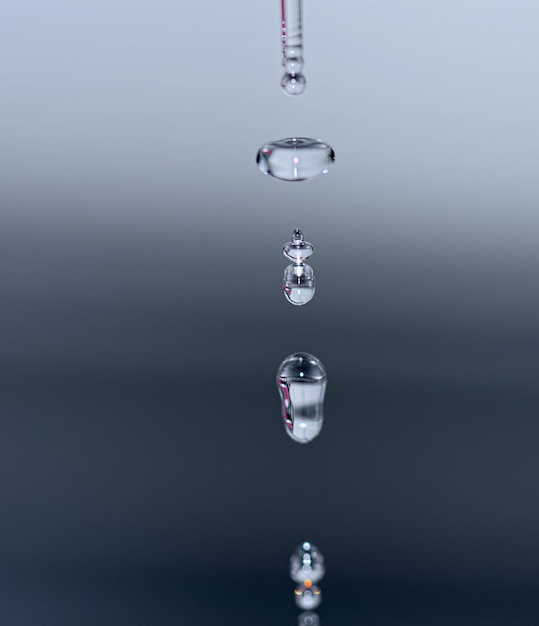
xmin=283 ymin=229 xmax=314 ymax=264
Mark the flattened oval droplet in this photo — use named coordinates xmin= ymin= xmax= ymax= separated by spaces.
xmin=256 ymin=138 xmax=335 ymax=182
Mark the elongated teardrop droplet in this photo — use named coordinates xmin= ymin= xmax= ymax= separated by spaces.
xmin=276 ymin=353 xmax=327 ymax=444
xmin=290 ymin=542 xmax=326 ymax=583
xmin=280 ymin=0 xmax=306 ymax=95
xmin=256 ymin=138 xmax=335 ymax=182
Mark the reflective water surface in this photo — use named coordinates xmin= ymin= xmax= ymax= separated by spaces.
xmin=2 ymin=569 xmax=536 ymax=626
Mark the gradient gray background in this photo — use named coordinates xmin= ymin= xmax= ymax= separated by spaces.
xmin=1 ymin=1 xmax=539 ymax=624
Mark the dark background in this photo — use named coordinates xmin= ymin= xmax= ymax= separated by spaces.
xmin=1 ymin=1 xmax=539 ymax=623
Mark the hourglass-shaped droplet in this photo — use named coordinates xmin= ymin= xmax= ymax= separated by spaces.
xmin=283 ymin=229 xmax=315 ymax=306
xmin=298 ymin=612 xmax=320 ymax=626
xmin=290 ymin=542 xmax=326 ymax=583
xmin=283 ymin=229 xmax=314 ymax=263
xmin=294 ymin=581 xmax=322 ymax=610
xmin=256 ymin=138 xmax=335 ymax=182
xmin=276 ymin=353 xmax=327 ymax=444
xmin=280 ymin=0 xmax=306 ymax=95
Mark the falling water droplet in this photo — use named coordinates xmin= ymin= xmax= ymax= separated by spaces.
xmin=280 ymin=0 xmax=306 ymax=95
xmin=283 ymin=229 xmax=314 ymax=263
xmin=294 ymin=582 xmax=322 ymax=610
xmin=281 ymin=72 xmax=307 ymax=96
xmin=298 ymin=612 xmax=320 ymax=626
xmin=283 ymin=263 xmax=315 ymax=306
xmin=283 ymin=229 xmax=315 ymax=306
xmin=276 ymin=353 xmax=327 ymax=444
xmin=290 ymin=542 xmax=326 ymax=583
xmin=256 ymin=138 xmax=335 ymax=182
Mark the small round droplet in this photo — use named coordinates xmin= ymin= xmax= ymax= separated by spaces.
xmin=298 ymin=612 xmax=320 ymax=626
xmin=257 ymin=138 xmax=335 ymax=182
xmin=281 ymin=72 xmax=307 ymax=96
xmin=283 ymin=263 xmax=315 ymax=306
xmin=290 ymin=542 xmax=326 ymax=584
xmin=294 ymin=582 xmax=322 ymax=610
xmin=276 ymin=353 xmax=327 ymax=444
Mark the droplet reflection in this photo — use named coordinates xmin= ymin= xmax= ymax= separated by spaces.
xmin=298 ymin=612 xmax=320 ymax=626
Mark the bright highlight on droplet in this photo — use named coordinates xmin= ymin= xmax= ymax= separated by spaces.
xmin=256 ymin=138 xmax=335 ymax=182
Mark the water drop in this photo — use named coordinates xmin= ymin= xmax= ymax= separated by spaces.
xmin=256 ymin=138 xmax=335 ymax=182
xmin=283 ymin=263 xmax=315 ymax=306
xmin=294 ymin=582 xmax=322 ymax=610
xmin=276 ymin=353 xmax=327 ymax=444
xmin=283 ymin=229 xmax=314 ymax=263
xmin=283 ymin=229 xmax=315 ymax=306
xmin=281 ymin=72 xmax=307 ymax=96
xmin=298 ymin=612 xmax=320 ymax=626
xmin=280 ymin=0 xmax=306 ymax=95
xmin=290 ymin=542 xmax=326 ymax=583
